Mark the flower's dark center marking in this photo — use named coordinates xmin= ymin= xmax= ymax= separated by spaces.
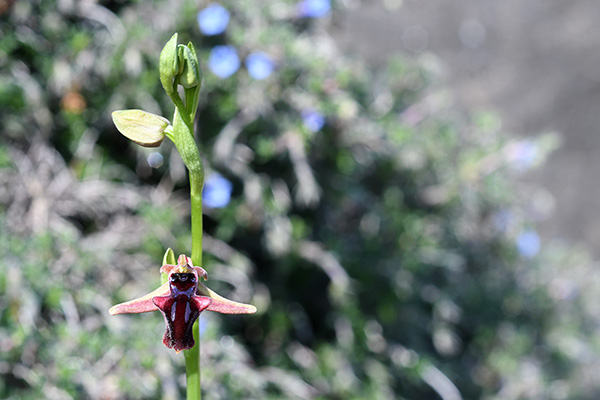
xmin=169 ymin=273 xmax=197 ymax=297
xmin=170 ymin=273 xmax=196 ymax=282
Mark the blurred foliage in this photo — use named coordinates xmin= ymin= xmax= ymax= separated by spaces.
xmin=1 ymin=0 xmax=599 ymax=399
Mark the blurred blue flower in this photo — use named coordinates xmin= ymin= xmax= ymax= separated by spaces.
xmin=147 ymin=152 xmax=164 ymax=168
xmin=197 ymin=3 xmax=230 ymax=36
xmin=297 ymin=0 xmax=331 ymax=18
xmin=203 ymin=173 xmax=233 ymax=208
xmin=208 ymin=45 xmax=240 ymax=78
xmin=516 ymin=230 xmax=541 ymax=258
xmin=245 ymin=52 xmax=274 ymax=80
xmin=302 ymin=109 xmax=325 ymax=132
xmin=509 ymin=140 xmax=538 ymax=171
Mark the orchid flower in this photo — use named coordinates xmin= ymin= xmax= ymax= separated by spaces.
xmin=110 ymin=254 xmax=256 ymax=352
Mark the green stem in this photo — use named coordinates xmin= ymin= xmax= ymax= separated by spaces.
xmin=171 ymin=108 xmax=204 ymax=265
xmin=171 ymin=95 xmax=204 ymax=400
xmin=184 ymin=322 xmax=201 ymax=400
xmin=169 ymin=90 xmax=194 ymax=131
xmin=190 ymin=191 xmax=203 ymax=266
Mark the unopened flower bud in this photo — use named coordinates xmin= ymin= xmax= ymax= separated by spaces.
xmin=178 ymin=43 xmax=201 ymax=88
xmin=159 ymin=33 xmax=180 ymax=95
xmin=112 ymin=109 xmax=170 ymax=147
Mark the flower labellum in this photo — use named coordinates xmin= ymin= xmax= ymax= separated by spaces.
xmin=110 ymin=254 xmax=256 ymax=352
xmin=152 ymin=263 xmax=210 ymax=351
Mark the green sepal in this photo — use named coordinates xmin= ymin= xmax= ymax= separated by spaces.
xmin=161 ymin=247 xmax=176 ymax=285
xmin=111 ymin=109 xmax=170 ymax=147
xmin=163 ymin=247 xmax=177 ymax=266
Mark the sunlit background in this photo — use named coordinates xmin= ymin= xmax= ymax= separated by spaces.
xmin=332 ymin=0 xmax=600 ymax=256
xmin=1 ymin=0 xmax=600 ymax=399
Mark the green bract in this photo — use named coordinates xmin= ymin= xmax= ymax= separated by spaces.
xmin=162 ymin=247 xmax=176 ymax=284
xmin=111 ymin=109 xmax=170 ymax=147
xmin=162 ymin=247 xmax=177 ymax=266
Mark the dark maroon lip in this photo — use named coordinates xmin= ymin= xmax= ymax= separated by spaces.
xmin=152 ymin=294 xmax=212 ymax=352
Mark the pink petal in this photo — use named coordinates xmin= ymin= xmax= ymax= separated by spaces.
xmin=160 ymin=264 xmax=176 ymax=274
xmin=109 ymin=282 xmax=169 ymax=315
xmin=197 ymin=282 xmax=257 ymax=314
xmin=193 ymin=266 xmax=208 ymax=281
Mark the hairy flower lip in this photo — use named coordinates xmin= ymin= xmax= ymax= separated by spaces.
xmin=152 ymin=292 xmax=212 ymax=352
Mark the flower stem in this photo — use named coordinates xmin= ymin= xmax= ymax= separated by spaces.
xmin=190 ymin=191 xmax=203 ymax=266
xmin=186 ymin=161 xmax=203 ymax=400
xmin=184 ymin=322 xmax=201 ymax=400
xmin=171 ymin=108 xmax=204 ymax=265
xmin=171 ymin=95 xmax=204 ymax=400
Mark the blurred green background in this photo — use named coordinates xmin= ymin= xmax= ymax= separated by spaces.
xmin=1 ymin=0 xmax=599 ymax=399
